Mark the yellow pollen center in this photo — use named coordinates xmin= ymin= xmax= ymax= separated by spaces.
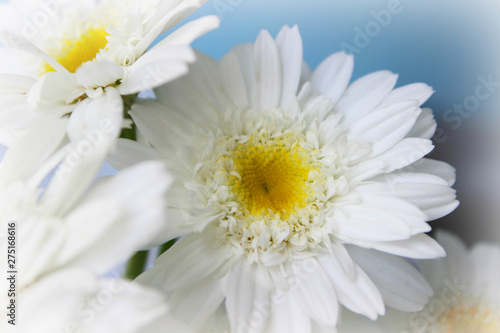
xmin=438 ymin=304 xmax=500 ymax=333
xmin=44 ymin=27 xmax=109 ymax=74
xmin=229 ymin=136 xmax=314 ymax=219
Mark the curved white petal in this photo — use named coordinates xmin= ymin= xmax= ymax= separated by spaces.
xmin=347 ymin=246 xmax=433 ymax=312
xmin=138 ymin=233 xmax=228 ymax=291
xmin=226 ymin=261 xmax=272 ymax=333
xmin=75 ymin=60 xmax=125 ymax=88
xmin=220 ymin=51 xmax=250 ymax=108
xmin=336 ymin=71 xmax=398 ymax=126
xmin=276 ymin=25 xmax=303 ymax=109
xmin=357 ymin=182 xmax=458 ymax=221
xmin=379 ymin=82 xmax=434 ymax=108
xmin=267 ymin=292 xmax=311 ymax=333
xmin=400 ymin=158 xmax=457 ymax=187
xmin=169 ymin=273 xmax=225 ymax=330
xmin=118 ymin=45 xmax=195 ymax=95
xmin=293 ymin=259 xmax=340 ymax=326
xmin=349 ymin=100 xmax=421 ymax=158
xmin=0 ymin=113 xmax=67 ymax=187
xmin=371 ymin=138 xmax=434 ymax=173
xmin=107 ymin=138 xmax=161 ymax=170
xmin=406 ymin=108 xmax=437 ymax=139
xmin=310 ymin=51 xmax=354 ymax=104
xmin=252 ymin=30 xmax=282 ymax=110
xmin=319 ymin=252 xmax=384 ymax=320
xmin=353 ymin=233 xmax=446 ymax=259
xmin=155 ymin=15 xmax=220 ymax=47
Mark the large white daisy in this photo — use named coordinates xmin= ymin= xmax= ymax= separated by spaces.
xmin=121 ymin=26 xmax=459 ymax=331
xmin=0 ymin=0 xmax=218 ymax=192
xmin=0 ymin=161 xmax=188 ymax=332
xmin=339 ymin=230 xmax=500 ymax=333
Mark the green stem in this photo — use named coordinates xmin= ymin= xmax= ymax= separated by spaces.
xmin=158 ymin=238 xmax=178 ymax=257
xmin=119 ymin=94 xmax=139 ymax=141
xmin=125 ymin=250 xmax=149 ymax=280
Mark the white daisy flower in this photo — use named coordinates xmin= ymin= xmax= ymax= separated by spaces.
xmin=0 ymin=0 xmax=219 ymax=189
xmin=1 ymin=268 xmax=193 ymax=333
xmin=0 ymin=161 xmax=185 ymax=332
xmin=339 ymin=230 xmax=500 ymax=333
xmin=121 ymin=26 xmax=458 ymax=331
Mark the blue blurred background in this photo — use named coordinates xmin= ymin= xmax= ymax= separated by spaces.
xmin=1 ymin=0 xmax=499 ymax=244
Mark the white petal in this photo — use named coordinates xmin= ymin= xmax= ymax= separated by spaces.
xmin=184 ymin=51 xmax=230 ymax=109
xmin=67 ymin=87 xmax=123 ymax=142
xmin=55 ymin=198 xmax=122 ymax=271
xmin=337 ymin=205 xmax=413 ymax=242
xmin=232 ymin=44 xmax=255 ymax=102
xmin=118 ymin=45 xmax=195 ymax=95
xmin=0 ymin=113 xmax=67 ymax=187
xmin=275 ymin=25 xmax=303 ymax=109
xmin=371 ymin=138 xmax=434 ymax=173
xmin=347 ymin=246 xmax=433 ymax=312
xmin=0 ymin=96 xmax=38 ymax=146
xmin=353 ymin=233 xmax=446 ymax=259
xmin=169 ymin=274 xmax=225 ymax=329
xmin=220 ymin=51 xmax=249 ymax=108
xmin=349 ymin=100 xmax=421 ymax=157
xmin=17 ymin=216 xmax=65 ymax=286
xmin=19 ymin=269 xmax=98 ymax=333
xmin=336 ymin=71 xmax=398 ymax=126
xmin=434 ymin=230 xmax=471 ymax=285
xmin=129 ymin=99 xmax=193 ymax=158
xmin=319 ymin=253 xmax=384 ymax=320
xmin=252 ymin=30 xmax=282 ymax=110
xmin=401 ymin=158 xmax=457 ymax=186
xmin=139 ymin=233 xmax=228 ymax=291
xmin=267 ymin=293 xmax=311 ymax=333
xmin=299 ymin=61 xmax=312 ymax=87
xmin=0 ymin=31 xmax=70 ymax=75
xmin=0 ymin=74 xmax=36 ymax=94
xmin=226 ymin=261 xmax=271 ymax=333
xmin=379 ymin=83 xmax=434 ymax=108
xmin=470 ymin=243 xmax=500 ymax=295
xmin=134 ymin=0 xmax=202 ymax=56
xmin=155 ymin=15 xmax=220 ymax=47
xmin=357 ymin=182 xmax=458 ymax=221
xmin=310 ymin=51 xmax=354 ymax=104
xmin=59 ymin=162 xmax=170 ymax=273
xmin=27 ymin=71 xmax=78 ymax=106
xmin=41 ymin=88 xmax=123 ymax=215
xmin=141 ymin=314 xmax=195 ymax=333
xmin=347 ymin=159 xmax=387 ymax=183
xmin=82 ymin=279 xmax=170 ymax=333
xmin=406 ymin=108 xmax=437 ymax=139
xmin=293 ymin=259 xmax=340 ymax=326
xmin=351 ymin=191 xmax=431 ymax=235
xmin=75 ymin=60 xmax=125 ymax=88
xmin=370 ymin=172 xmax=449 ymax=187
xmin=107 ymin=138 xmax=161 ymax=170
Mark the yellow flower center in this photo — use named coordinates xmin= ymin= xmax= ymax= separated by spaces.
xmin=437 ymin=304 xmax=500 ymax=333
xmin=44 ymin=27 xmax=109 ymax=74
xmin=229 ymin=135 xmax=315 ymax=219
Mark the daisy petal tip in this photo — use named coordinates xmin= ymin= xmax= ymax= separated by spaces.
xmin=199 ymin=15 xmax=221 ymax=30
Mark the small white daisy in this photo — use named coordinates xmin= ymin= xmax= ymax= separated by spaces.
xmin=1 ymin=268 xmax=193 ymax=333
xmin=123 ymin=26 xmax=459 ymax=331
xmin=0 ymin=0 xmax=218 ymax=188
xmin=0 ymin=161 xmax=184 ymax=332
xmin=339 ymin=230 xmax=500 ymax=333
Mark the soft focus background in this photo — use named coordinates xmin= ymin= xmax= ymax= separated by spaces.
xmin=1 ymin=0 xmax=499 ymax=244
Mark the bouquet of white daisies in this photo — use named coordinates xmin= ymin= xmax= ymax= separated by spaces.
xmin=0 ymin=1 xmax=498 ymax=332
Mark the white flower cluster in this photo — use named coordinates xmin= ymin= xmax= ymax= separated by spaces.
xmin=0 ymin=1 xmax=496 ymax=332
